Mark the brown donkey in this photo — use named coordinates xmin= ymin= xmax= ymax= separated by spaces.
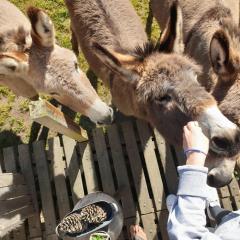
xmin=0 ymin=0 xmax=113 ymax=125
xmin=65 ymin=0 xmax=240 ymax=187
xmin=151 ymin=0 xmax=240 ymax=186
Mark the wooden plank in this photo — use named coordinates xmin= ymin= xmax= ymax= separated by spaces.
xmin=221 ymin=197 xmax=233 ymax=211
xmin=136 ymin=120 xmax=166 ymax=211
xmin=0 ymin=158 xmax=11 ymax=240
xmin=49 ymin=137 xmax=70 ymax=219
xmin=232 ymin=194 xmax=240 ymax=210
xmin=157 ymin=210 xmax=169 ymax=240
xmin=33 ymin=141 xmax=57 ymax=240
xmin=107 ymin=124 xmax=136 ymax=218
xmin=62 ymin=136 xmax=84 ymax=204
xmin=0 ymin=196 xmax=31 ymax=215
xmin=218 ymin=186 xmax=231 ymax=198
xmin=29 ymin=99 xmax=88 ymax=142
xmin=0 ymin=205 xmax=34 ymax=238
xmin=228 ymin=178 xmax=240 ymax=197
xmin=78 ymin=142 xmax=99 ymax=193
xmin=121 ymin=121 xmax=153 ymax=215
xmin=0 ymin=173 xmax=25 ymax=187
xmin=0 ymin=185 xmax=28 ymax=200
xmin=18 ymin=144 xmax=42 ymax=239
xmin=92 ymin=128 xmax=115 ymax=196
xmin=141 ymin=213 xmax=158 ymax=240
xmin=3 ymin=147 xmax=27 ymax=240
xmin=154 ymin=129 xmax=178 ymax=194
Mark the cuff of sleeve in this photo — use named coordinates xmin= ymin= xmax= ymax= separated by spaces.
xmin=177 ymin=165 xmax=209 ymax=197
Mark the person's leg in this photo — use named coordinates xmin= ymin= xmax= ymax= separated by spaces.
xmin=130 ymin=225 xmax=148 ymax=240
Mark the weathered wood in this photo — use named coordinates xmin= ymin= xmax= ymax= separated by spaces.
xmin=107 ymin=124 xmax=136 ymax=218
xmin=62 ymin=136 xmax=85 ymax=204
xmin=136 ymin=120 xmax=166 ymax=211
xmin=3 ymin=147 xmax=27 ymax=240
xmin=219 ymin=186 xmax=231 ymax=198
xmin=121 ymin=121 xmax=153 ymax=215
xmin=154 ymin=129 xmax=178 ymax=194
xmin=0 ymin=185 xmax=28 ymax=200
xmin=0 ymin=173 xmax=25 ymax=187
xmin=141 ymin=213 xmax=158 ymax=240
xmin=0 ymin=196 xmax=32 ymax=215
xmin=78 ymin=142 xmax=99 ymax=193
xmin=92 ymin=128 xmax=115 ymax=196
xmin=0 ymin=205 xmax=34 ymax=238
xmin=33 ymin=141 xmax=57 ymax=240
xmin=29 ymin=99 xmax=88 ymax=142
xmin=49 ymin=137 xmax=71 ymax=219
xmin=221 ymin=197 xmax=233 ymax=211
xmin=228 ymin=178 xmax=240 ymax=197
xmin=157 ymin=210 xmax=170 ymax=240
xmin=18 ymin=144 xmax=42 ymax=239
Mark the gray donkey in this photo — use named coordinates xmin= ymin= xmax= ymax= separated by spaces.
xmin=0 ymin=0 xmax=113 ymax=125
xmin=151 ymin=0 xmax=240 ymax=185
xmin=65 ymin=0 xmax=240 ymax=187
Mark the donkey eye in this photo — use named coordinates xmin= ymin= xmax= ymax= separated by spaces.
xmin=156 ymin=95 xmax=172 ymax=104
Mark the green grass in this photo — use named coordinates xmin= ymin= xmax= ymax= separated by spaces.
xmin=0 ymin=0 xmax=160 ymax=148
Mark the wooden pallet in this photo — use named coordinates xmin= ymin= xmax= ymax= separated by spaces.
xmin=0 ymin=119 xmax=239 ymax=240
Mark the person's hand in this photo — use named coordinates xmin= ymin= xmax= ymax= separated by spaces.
xmin=183 ymin=121 xmax=209 ymax=166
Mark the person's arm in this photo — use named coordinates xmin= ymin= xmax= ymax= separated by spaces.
xmin=168 ymin=165 xmax=221 ymax=240
xmin=167 ymin=122 xmax=221 ymax=240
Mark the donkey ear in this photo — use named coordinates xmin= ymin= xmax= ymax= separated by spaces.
xmin=27 ymin=7 xmax=55 ymax=47
xmin=92 ymin=42 xmax=140 ymax=85
xmin=0 ymin=52 xmax=29 ymax=76
xmin=159 ymin=1 xmax=184 ymax=54
xmin=209 ymin=30 xmax=234 ymax=75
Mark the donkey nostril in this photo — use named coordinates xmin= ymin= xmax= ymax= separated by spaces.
xmin=211 ymin=137 xmax=230 ymax=152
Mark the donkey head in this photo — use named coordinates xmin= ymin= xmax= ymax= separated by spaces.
xmin=208 ymin=18 xmax=240 ymax=186
xmin=0 ymin=5 xmax=113 ymax=125
xmin=93 ymin=2 xmax=240 ymax=187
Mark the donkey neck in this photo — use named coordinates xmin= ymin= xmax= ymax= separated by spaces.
xmin=66 ymin=0 xmax=147 ymax=51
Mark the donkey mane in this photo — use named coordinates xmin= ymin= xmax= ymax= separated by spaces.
xmin=132 ymin=41 xmax=160 ymax=60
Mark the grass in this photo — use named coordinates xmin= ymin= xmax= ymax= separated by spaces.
xmin=0 ymin=0 xmax=160 ymax=148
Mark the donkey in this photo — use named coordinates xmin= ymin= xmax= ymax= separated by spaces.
xmin=0 ymin=0 xmax=113 ymax=125
xmin=151 ymin=0 xmax=240 ymax=184
xmin=64 ymin=0 xmax=240 ymax=187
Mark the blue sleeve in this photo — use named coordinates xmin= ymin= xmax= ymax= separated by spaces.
xmin=167 ymin=165 xmax=222 ymax=240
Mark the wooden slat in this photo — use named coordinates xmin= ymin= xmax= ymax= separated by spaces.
xmin=157 ymin=210 xmax=169 ymax=240
xmin=107 ymin=124 xmax=136 ymax=218
xmin=92 ymin=128 xmax=115 ymax=196
xmin=228 ymin=178 xmax=240 ymax=196
xmin=0 ymin=196 xmax=31 ymax=215
xmin=0 ymin=185 xmax=28 ymax=200
xmin=0 ymin=158 xmax=11 ymax=240
xmin=0 ymin=205 xmax=34 ymax=237
xmin=78 ymin=142 xmax=99 ymax=193
xmin=136 ymin=120 xmax=166 ymax=211
xmin=221 ymin=197 xmax=233 ymax=211
xmin=33 ymin=141 xmax=57 ymax=240
xmin=18 ymin=144 xmax=42 ymax=239
xmin=3 ymin=147 xmax=27 ymax=240
xmin=121 ymin=121 xmax=153 ymax=215
xmin=49 ymin=137 xmax=70 ymax=220
xmin=154 ymin=129 xmax=178 ymax=194
xmin=141 ymin=213 xmax=158 ymax=240
xmin=219 ymin=186 xmax=231 ymax=198
xmin=0 ymin=173 xmax=25 ymax=187
xmin=62 ymin=136 xmax=85 ymax=204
